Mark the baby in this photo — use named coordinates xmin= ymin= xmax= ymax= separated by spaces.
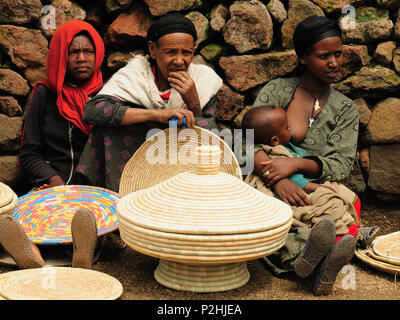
xmin=242 ymin=104 xmax=320 ymax=193
xmin=242 ymin=104 xmax=380 ymax=247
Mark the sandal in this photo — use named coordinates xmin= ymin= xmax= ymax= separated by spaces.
xmin=358 ymin=226 xmax=380 ymax=248
xmin=71 ymin=208 xmax=98 ymax=269
xmin=0 ymin=215 xmax=45 ymax=269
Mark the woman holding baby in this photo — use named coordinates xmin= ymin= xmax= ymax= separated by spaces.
xmin=247 ymin=16 xmax=378 ymax=296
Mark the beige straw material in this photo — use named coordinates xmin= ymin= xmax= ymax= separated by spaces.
xmin=154 ymin=260 xmax=250 ymax=293
xmin=117 ymin=145 xmax=293 ymax=291
xmin=117 ymin=174 xmax=293 ymax=235
xmin=0 ymin=182 xmax=17 ymax=213
xmin=121 ymin=234 xmax=287 ymax=265
xmin=355 ymin=247 xmax=400 ymax=275
xmin=157 ymin=261 xmax=247 ymax=283
xmin=0 ymin=267 xmax=123 ymax=300
xmin=119 ymin=126 xmax=243 ymax=196
xmin=0 ymin=192 xmax=17 ymax=215
xmin=372 ymin=231 xmax=400 ymax=265
xmin=367 ymin=250 xmax=400 ymax=266
xmin=119 ymin=223 xmax=291 ymax=251
xmin=159 ymin=259 xmax=245 ymax=276
xmin=117 ymin=213 xmax=292 ymax=243
xmin=122 ymin=230 xmax=288 ymax=257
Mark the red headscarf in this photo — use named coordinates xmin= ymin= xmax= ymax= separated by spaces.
xmin=34 ymin=20 xmax=105 ymax=135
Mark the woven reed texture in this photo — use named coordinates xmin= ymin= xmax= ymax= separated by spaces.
xmin=119 ymin=224 xmax=291 ymax=251
xmin=355 ymin=247 xmax=400 ymax=275
xmin=0 ymin=267 xmax=123 ymax=300
xmin=122 ymin=230 xmax=288 ymax=257
xmin=121 ymin=234 xmax=287 ymax=265
xmin=116 ymin=215 xmax=292 ymax=242
xmin=0 ymin=192 xmax=17 ymax=215
xmin=0 ymin=182 xmax=14 ymax=208
xmin=119 ymin=126 xmax=243 ymax=196
xmin=12 ymin=185 xmax=120 ymax=244
xmin=372 ymin=231 xmax=400 ymax=264
xmin=0 ymin=183 xmax=18 ymax=215
xmin=117 ymin=174 xmax=292 ymax=235
xmin=154 ymin=260 xmax=250 ymax=292
xmin=116 ymin=145 xmax=293 ymax=291
xmin=367 ymin=250 xmax=400 ymax=266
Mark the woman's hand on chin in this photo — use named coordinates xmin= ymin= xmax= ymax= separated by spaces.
xmin=168 ymin=71 xmax=201 ymax=116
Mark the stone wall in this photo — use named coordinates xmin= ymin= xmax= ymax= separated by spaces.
xmin=1 ymin=0 xmax=400 ymax=199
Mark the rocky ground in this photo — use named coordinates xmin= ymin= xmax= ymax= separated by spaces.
xmin=3 ymin=196 xmax=399 ymax=302
xmin=0 ymin=196 xmax=399 ymax=313
xmin=92 ymin=199 xmax=400 ymax=301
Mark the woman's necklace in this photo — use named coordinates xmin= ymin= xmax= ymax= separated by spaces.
xmin=299 ymin=81 xmax=330 ymax=127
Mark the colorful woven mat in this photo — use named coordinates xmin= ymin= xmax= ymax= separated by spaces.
xmin=12 ymin=185 xmax=120 ymax=245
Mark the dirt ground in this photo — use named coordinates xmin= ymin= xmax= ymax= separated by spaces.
xmin=0 ymin=195 xmax=399 ymax=303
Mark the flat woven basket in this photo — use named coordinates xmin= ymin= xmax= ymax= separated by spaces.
xmin=119 ymin=126 xmax=243 ymax=196
xmin=0 ymin=182 xmax=18 ymax=215
xmin=355 ymin=246 xmax=400 ymax=275
xmin=12 ymin=185 xmax=120 ymax=244
xmin=372 ymin=231 xmax=400 ymax=266
xmin=0 ymin=267 xmax=123 ymax=300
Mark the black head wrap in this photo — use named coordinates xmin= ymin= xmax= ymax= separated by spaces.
xmin=147 ymin=12 xmax=197 ymax=42
xmin=293 ymin=16 xmax=342 ymax=58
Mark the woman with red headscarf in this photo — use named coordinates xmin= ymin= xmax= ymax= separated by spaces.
xmin=0 ymin=21 xmax=105 ymax=271
xmin=19 ymin=20 xmax=105 ymax=190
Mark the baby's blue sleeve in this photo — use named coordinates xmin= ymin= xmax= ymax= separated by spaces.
xmin=289 ymin=173 xmax=309 ymax=190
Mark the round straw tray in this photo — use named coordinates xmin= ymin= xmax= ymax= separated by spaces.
xmin=12 ymin=185 xmax=120 ymax=244
xmin=0 ymin=267 xmax=123 ymax=300
xmin=355 ymin=247 xmax=400 ymax=275
xmin=372 ymin=231 xmax=400 ymax=265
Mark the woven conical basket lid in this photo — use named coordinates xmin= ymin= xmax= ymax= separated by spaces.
xmin=117 ymin=146 xmax=292 ymax=235
xmin=119 ymin=126 xmax=243 ymax=196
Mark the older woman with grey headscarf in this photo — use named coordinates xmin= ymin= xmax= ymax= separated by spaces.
xmin=76 ymin=12 xmax=223 ymax=192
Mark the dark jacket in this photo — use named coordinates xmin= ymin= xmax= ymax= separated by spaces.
xmin=19 ymin=85 xmax=89 ymax=187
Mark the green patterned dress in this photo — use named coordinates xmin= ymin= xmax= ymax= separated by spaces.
xmin=253 ymin=77 xmax=359 ymax=182
xmin=253 ymin=77 xmax=359 ymax=275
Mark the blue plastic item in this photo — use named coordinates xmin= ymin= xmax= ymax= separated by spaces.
xmin=169 ymin=116 xmax=187 ymax=128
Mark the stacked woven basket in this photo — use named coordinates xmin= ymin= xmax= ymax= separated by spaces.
xmin=117 ymin=145 xmax=293 ymax=292
xmin=355 ymin=231 xmax=400 ymax=275
xmin=0 ymin=182 xmax=18 ymax=216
